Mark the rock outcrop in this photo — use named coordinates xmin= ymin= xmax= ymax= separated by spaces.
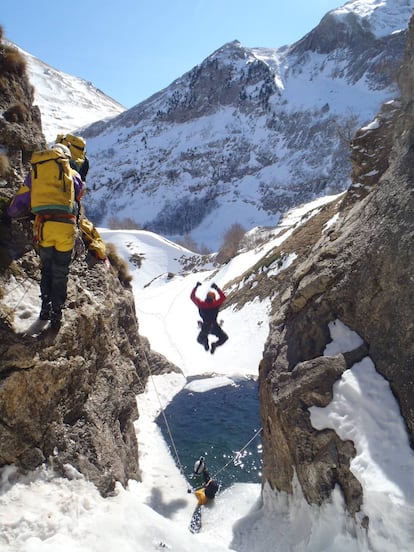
xmin=0 ymin=31 xmax=45 ymax=191
xmin=258 ymin=13 xmax=414 ymax=519
xmin=1 ymin=256 xmax=143 ymax=495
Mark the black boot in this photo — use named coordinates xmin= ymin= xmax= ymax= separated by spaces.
xmin=39 ymin=299 xmax=51 ymax=321
xmin=50 ymin=307 xmax=62 ymax=329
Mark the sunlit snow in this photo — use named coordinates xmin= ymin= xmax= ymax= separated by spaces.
xmin=1 ymin=195 xmax=414 ymax=551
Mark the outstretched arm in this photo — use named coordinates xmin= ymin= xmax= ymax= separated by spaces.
xmin=217 ymin=288 xmax=226 ymax=301
xmin=202 ymin=468 xmax=211 ymax=484
xmin=190 ymin=282 xmax=202 ymax=305
xmin=211 ymin=283 xmax=226 ymax=303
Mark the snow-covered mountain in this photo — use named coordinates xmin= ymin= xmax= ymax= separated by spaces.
xmin=75 ymin=0 xmax=414 ymax=250
xmin=11 ymin=42 xmax=126 ymax=143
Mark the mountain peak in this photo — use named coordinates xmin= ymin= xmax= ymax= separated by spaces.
xmin=217 ymin=39 xmax=243 ymax=50
xmin=331 ymin=0 xmax=414 ymax=39
xmin=12 ymin=42 xmax=126 ymax=142
xmin=204 ymin=39 xmax=248 ymax=64
xmin=292 ymin=0 xmax=414 ymax=54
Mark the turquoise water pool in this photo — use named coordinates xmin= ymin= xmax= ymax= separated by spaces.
xmin=156 ymin=377 xmax=262 ymax=490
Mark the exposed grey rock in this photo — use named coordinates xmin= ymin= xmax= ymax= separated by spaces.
xmin=0 ymin=257 xmax=145 ymax=496
xmin=260 ymin=354 xmax=363 ymax=514
xmin=257 ymin=12 xmax=414 ymax=520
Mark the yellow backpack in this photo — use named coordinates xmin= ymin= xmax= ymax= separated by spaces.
xmin=30 ymin=149 xmax=75 ymax=215
xmin=56 ymin=133 xmax=86 ymax=171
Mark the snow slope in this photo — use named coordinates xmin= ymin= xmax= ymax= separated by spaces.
xmin=10 ymin=42 xmax=126 ymax=143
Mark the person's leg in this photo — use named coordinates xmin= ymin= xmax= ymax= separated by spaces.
xmin=38 ymin=245 xmax=54 ymax=319
xmin=194 ymin=488 xmax=208 ymax=506
xmin=41 ymin=221 xmax=75 ymax=326
xmin=197 ymin=325 xmax=210 ymax=351
xmin=50 ymin=248 xmax=72 ymax=323
xmin=210 ymin=323 xmax=228 ymax=354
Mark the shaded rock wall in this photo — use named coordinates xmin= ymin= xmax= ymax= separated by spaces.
xmin=259 ymin=14 xmax=414 ymax=517
xmin=0 ymin=34 xmax=45 ymax=190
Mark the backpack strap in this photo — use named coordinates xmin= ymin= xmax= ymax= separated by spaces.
xmin=32 ymin=158 xmax=65 ymax=182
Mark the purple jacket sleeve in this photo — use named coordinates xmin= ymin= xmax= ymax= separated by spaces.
xmin=7 ymin=174 xmax=31 ymax=218
xmin=73 ymin=171 xmax=84 ymax=201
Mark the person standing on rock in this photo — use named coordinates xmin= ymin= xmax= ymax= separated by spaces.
xmin=8 ymin=143 xmax=84 ymax=329
xmin=190 ymin=282 xmax=228 ymax=354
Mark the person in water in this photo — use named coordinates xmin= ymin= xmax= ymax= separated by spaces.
xmin=193 ymin=457 xmax=220 ymax=505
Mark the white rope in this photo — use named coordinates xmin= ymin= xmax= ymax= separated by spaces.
xmin=141 ymin=343 xmax=263 ymax=490
xmin=141 ymin=346 xmax=193 ymax=492
xmin=10 ymin=276 xmax=36 ymax=312
xmin=212 ymin=427 xmax=263 ymax=480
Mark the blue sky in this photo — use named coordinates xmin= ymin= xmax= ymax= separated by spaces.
xmin=2 ymin=0 xmax=343 ymax=108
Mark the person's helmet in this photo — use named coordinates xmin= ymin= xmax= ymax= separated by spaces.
xmin=193 ymin=457 xmax=205 ymax=475
xmin=52 ymin=143 xmax=71 ymax=159
xmin=206 ymin=291 xmax=216 ymax=302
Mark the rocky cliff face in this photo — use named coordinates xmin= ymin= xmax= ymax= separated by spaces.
xmin=0 ymin=31 xmax=45 ymax=193
xmin=0 ymin=33 xmax=168 ymax=496
xmin=1 ymin=257 xmax=143 ymax=495
xmin=258 ymin=11 xmax=414 ymax=521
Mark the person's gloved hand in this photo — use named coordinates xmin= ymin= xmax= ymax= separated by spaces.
xmin=195 ymin=281 xmax=201 ymax=287
xmin=211 ymin=283 xmax=218 ymax=290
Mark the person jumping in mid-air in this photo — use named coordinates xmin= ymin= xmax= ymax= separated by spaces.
xmin=190 ymin=282 xmax=228 ymax=354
